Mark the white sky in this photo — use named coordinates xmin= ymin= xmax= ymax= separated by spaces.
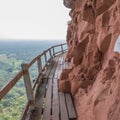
xmin=114 ymin=35 xmax=120 ymax=53
xmin=0 ymin=0 xmax=70 ymax=41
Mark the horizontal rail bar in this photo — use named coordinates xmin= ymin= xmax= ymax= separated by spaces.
xmin=54 ymin=49 xmax=68 ymax=55
xmin=28 ymin=57 xmax=37 ymax=68
xmin=0 ymin=70 xmax=24 ymax=100
xmin=27 ymin=43 xmax=67 ymax=69
xmin=52 ymin=43 xmax=67 ymax=48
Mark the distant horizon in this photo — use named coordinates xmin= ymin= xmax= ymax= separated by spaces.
xmin=0 ymin=39 xmax=66 ymax=42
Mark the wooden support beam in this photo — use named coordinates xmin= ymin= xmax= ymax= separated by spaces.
xmin=44 ymin=51 xmax=47 ymax=63
xmin=21 ymin=63 xmax=35 ymax=110
xmin=49 ymin=49 xmax=52 ymax=58
xmin=37 ymin=57 xmax=42 ymax=74
xmin=52 ymin=47 xmax=55 ymax=56
xmin=61 ymin=44 xmax=64 ymax=53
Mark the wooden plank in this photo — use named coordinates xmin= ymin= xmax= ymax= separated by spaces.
xmin=52 ymin=79 xmax=59 ymax=120
xmin=44 ymin=57 xmax=56 ymax=78
xmin=52 ymin=54 xmax=66 ymax=120
xmin=49 ymin=56 xmax=59 ymax=79
xmin=52 ymin=54 xmax=71 ymax=120
xmin=43 ymin=78 xmax=53 ymax=120
xmin=44 ymin=55 xmax=61 ymax=120
xmin=42 ymin=55 xmax=59 ymax=117
xmin=65 ymin=93 xmax=77 ymax=119
xmin=44 ymin=58 xmax=56 ymax=79
xmin=33 ymin=79 xmax=47 ymax=120
xmin=29 ymin=58 xmax=56 ymax=120
xmin=53 ymin=57 xmax=61 ymax=78
xmin=53 ymin=54 xmax=64 ymax=79
xmin=27 ymin=54 xmax=68 ymax=120
xmin=59 ymin=92 xmax=69 ymax=120
xmin=36 ymin=57 xmax=56 ymax=115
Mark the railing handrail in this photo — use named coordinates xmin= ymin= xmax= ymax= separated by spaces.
xmin=0 ymin=43 xmax=67 ymax=120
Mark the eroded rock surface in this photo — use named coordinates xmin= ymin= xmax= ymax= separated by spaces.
xmin=59 ymin=0 xmax=120 ymax=120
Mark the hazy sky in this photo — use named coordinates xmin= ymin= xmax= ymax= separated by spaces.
xmin=114 ymin=35 xmax=120 ymax=53
xmin=0 ymin=0 xmax=70 ymax=41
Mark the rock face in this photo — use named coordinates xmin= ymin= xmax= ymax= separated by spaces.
xmin=59 ymin=0 xmax=120 ymax=120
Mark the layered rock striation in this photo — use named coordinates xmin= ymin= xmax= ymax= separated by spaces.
xmin=59 ymin=0 xmax=120 ymax=120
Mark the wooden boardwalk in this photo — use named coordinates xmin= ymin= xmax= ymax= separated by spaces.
xmin=0 ymin=43 xmax=77 ymax=120
xmin=29 ymin=53 xmax=77 ymax=120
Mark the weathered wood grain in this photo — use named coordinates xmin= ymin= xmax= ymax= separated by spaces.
xmin=59 ymin=92 xmax=69 ymax=120
xmin=65 ymin=93 xmax=77 ymax=119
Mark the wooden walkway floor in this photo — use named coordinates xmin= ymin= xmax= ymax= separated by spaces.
xmin=29 ymin=53 xmax=77 ymax=120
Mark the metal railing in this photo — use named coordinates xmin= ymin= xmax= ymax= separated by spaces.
xmin=0 ymin=43 xmax=67 ymax=120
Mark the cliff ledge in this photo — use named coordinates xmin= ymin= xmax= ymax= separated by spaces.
xmin=59 ymin=0 xmax=120 ymax=120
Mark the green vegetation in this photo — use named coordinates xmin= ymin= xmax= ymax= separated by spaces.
xmin=0 ymin=55 xmax=23 ymax=89
xmin=0 ymin=55 xmax=26 ymax=120
xmin=0 ymin=86 xmax=27 ymax=120
xmin=0 ymin=54 xmax=39 ymax=120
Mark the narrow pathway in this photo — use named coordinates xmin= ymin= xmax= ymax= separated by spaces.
xmin=29 ymin=53 xmax=77 ymax=120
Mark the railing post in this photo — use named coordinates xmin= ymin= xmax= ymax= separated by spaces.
xmin=21 ymin=63 xmax=35 ymax=110
xmin=49 ymin=49 xmax=52 ymax=58
xmin=67 ymin=44 xmax=68 ymax=50
xmin=52 ymin=47 xmax=55 ymax=56
xmin=61 ymin=44 xmax=64 ymax=53
xmin=44 ymin=51 xmax=47 ymax=64
xmin=37 ymin=57 xmax=42 ymax=74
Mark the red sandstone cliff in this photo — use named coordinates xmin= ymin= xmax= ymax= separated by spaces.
xmin=59 ymin=0 xmax=120 ymax=120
